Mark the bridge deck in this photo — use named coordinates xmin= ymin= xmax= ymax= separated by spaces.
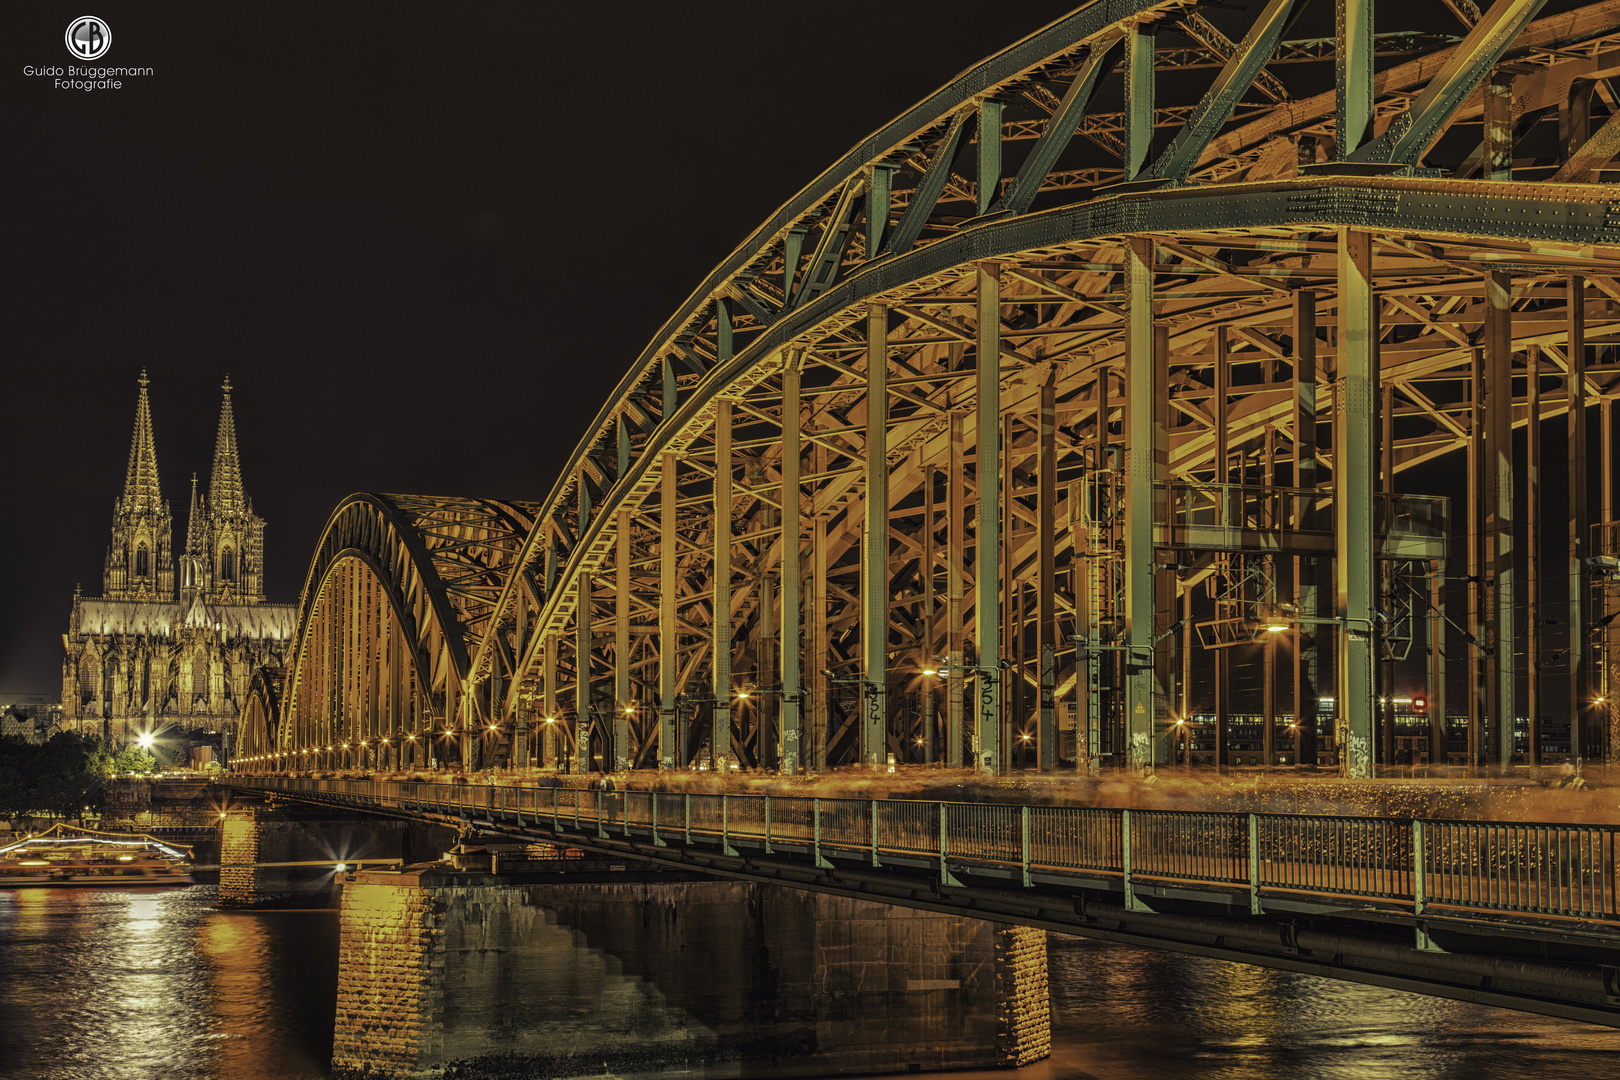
xmin=229 ymin=775 xmax=1620 ymax=1026
xmin=232 ymin=776 xmax=1619 ymax=930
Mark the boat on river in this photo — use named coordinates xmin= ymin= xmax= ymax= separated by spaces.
xmin=0 ymin=823 xmax=193 ymax=887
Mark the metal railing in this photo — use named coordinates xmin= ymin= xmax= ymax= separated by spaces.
xmin=228 ymin=776 xmax=1619 ymax=929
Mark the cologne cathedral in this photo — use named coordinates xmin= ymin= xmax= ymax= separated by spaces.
xmin=62 ymin=372 xmax=295 ymax=754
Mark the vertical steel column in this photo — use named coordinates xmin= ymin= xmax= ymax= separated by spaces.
xmin=1215 ymin=331 xmax=1230 ymax=482
xmin=1039 ymin=375 xmax=1057 ymax=771
xmin=1568 ymin=278 xmax=1589 ymax=762
xmin=975 ymin=263 xmax=1003 ymax=773
xmin=812 ymin=442 xmax=830 ymax=771
xmin=1293 ymin=290 xmax=1318 ymax=765
xmin=1336 ymin=0 xmax=1374 ymax=156
xmin=1124 ymin=237 xmax=1164 ymax=768
xmin=781 ymin=355 xmax=803 ymax=775
xmin=1124 ymin=24 xmax=1156 ymax=180
xmin=1605 ymin=398 xmax=1616 ymax=766
xmin=759 ymin=523 xmax=777 ymax=770
xmin=867 ymin=164 xmax=893 ymax=255
xmin=1483 ymin=272 xmax=1516 ymax=769
xmin=923 ymin=451 xmax=937 ymax=764
xmin=659 ymin=453 xmax=678 ymax=769
xmin=1264 ymin=422 xmax=1277 ymax=769
xmin=713 ymin=399 xmax=734 ymax=767
xmin=1429 ymin=564 xmax=1447 ymax=767
xmin=977 ymin=100 xmax=1003 ymax=216
xmin=1335 ymin=229 xmax=1378 ymax=779
xmin=1214 ymin=330 xmax=1230 ymax=768
xmin=575 ymin=573 xmax=592 ymax=773
xmin=1177 ymin=587 xmax=1192 ymax=765
xmin=1085 ymin=366 xmax=1109 ymax=773
xmin=1486 ymin=73 xmax=1515 ymax=182
xmin=1381 ymin=382 xmax=1396 ymax=769
xmin=544 ymin=632 xmax=558 ymax=769
xmin=614 ymin=507 xmax=631 ymax=772
xmin=1526 ymin=346 xmax=1542 ymax=768
xmin=1468 ymin=352 xmax=1485 ymax=767
xmin=506 ymin=609 xmax=524 ymax=770
xmin=948 ymin=413 xmax=966 ymax=767
xmin=1604 ymin=396 xmax=1615 ymax=530
xmin=1003 ymin=415 xmax=1017 ymax=766
xmin=863 ymin=304 xmax=890 ymax=768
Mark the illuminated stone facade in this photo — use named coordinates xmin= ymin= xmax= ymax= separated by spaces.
xmin=62 ymin=372 xmax=294 ymax=751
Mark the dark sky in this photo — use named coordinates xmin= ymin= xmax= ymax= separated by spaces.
xmin=2 ymin=2 xmax=1076 ymax=694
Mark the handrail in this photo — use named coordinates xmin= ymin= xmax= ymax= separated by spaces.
xmin=225 ymin=776 xmax=1619 ymax=931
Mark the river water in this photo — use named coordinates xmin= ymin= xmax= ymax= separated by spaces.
xmin=1 ymin=885 xmax=1616 ymax=1080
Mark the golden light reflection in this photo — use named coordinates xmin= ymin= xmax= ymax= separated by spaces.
xmin=199 ymin=911 xmax=279 ymax=1078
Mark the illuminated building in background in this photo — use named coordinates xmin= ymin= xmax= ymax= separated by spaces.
xmin=61 ymin=372 xmax=294 ymax=755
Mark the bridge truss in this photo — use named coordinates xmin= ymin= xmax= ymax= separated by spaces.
xmin=244 ymin=0 xmax=1620 ymax=779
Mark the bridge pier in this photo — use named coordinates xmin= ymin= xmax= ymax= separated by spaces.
xmin=332 ymin=869 xmax=1049 ymax=1079
xmin=217 ymin=807 xmax=454 ymax=908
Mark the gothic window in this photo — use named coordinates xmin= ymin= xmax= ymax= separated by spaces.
xmin=221 ymin=547 xmax=235 ymax=582
xmin=192 ymin=653 xmax=208 ymax=701
xmin=135 ymin=542 xmax=149 ymax=578
xmin=79 ymin=656 xmax=97 ymax=704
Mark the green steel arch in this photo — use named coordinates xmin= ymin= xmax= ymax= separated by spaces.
xmin=251 ymin=1 xmax=1620 ymax=777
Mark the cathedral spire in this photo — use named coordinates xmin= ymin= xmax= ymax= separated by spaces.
xmin=105 ymin=369 xmax=175 ymax=601
xmin=122 ymin=369 xmax=163 ymax=514
xmin=185 ymin=473 xmax=204 ymax=557
xmin=181 ymin=472 xmax=206 ymax=603
xmin=209 ymin=375 xmax=245 ymax=518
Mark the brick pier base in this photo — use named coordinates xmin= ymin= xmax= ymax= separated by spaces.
xmin=331 ymin=869 xmax=1050 ymax=1078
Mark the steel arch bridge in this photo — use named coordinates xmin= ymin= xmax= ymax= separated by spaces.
xmin=243 ymin=0 xmax=1620 ymax=781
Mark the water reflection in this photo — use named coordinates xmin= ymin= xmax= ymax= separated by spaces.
xmin=0 ymin=887 xmax=336 ymax=1080
xmin=1036 ymin=935 xmax=1620 ymax=1080
xmin=1 ymin=888 xmax=1616 ymax=1080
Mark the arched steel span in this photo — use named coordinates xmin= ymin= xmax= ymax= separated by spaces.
xmin=239 ymin=665 xmax=284 ymax=760
xmin=257 ymin=493 xmax=538 ymax=771
xmin=247 ymin=1 xmax=1620 ymax=779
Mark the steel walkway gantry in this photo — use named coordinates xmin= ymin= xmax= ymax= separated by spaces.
xmin=242 ymin=0 xmax=1620 ymax=780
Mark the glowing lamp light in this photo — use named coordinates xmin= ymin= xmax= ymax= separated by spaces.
xmin=736 ymin=691 xmax=750 ymax=701
xmin=544 ymin=717 xmax=555 ymax=724
xmin=1266 ymin=623 xmax=1288 ymax=633
xmin=488 ymin=724 xmax=499 ymax=733
xmin=20 ymin=860 xmax=48 ymax=867
xmin=219 ymin=812 xmax=228 ymax=820
xmin=118 ymin=854 xmax=134 ymax=862
xmin=137 ymin=733 xmax=155 ymax=750
xmin=406 ymin=735 xmax=416 ymax=742
xmin=624 ymin=705 xmax=635 ymax=715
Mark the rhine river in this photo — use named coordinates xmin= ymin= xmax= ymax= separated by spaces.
xmin=2 ymin=885 xmax=1617 ymax=1080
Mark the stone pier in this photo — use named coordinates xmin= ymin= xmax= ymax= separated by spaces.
xmin=332 ymin=870 xmax=1050 ymax=1078
xmin=218 ymin=807 xmax=455 ymax=908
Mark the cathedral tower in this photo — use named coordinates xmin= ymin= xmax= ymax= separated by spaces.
xmin=204 ymin=376 xmax=266 ymax=604
xmin=103 ymin=370 xmax=175 ymax=601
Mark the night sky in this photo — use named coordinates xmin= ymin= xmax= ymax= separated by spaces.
xmin=3 ymin=2 xmax=1076 ymax=694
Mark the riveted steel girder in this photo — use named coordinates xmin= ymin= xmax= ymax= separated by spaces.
xmin=276 ymin=4 xmax=1620 ymax=779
